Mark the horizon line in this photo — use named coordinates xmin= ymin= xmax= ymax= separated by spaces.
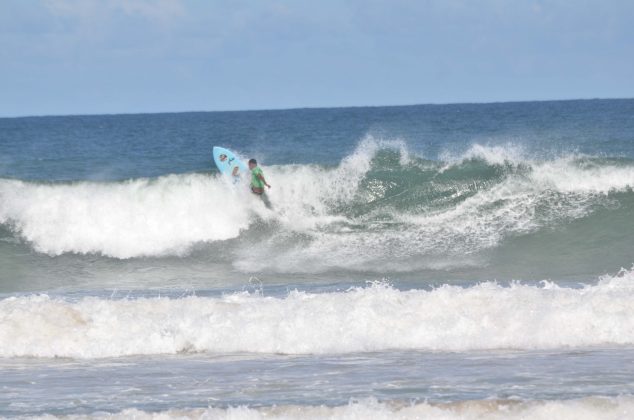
xmin=2 ymin=96 xmax=633 ymax=119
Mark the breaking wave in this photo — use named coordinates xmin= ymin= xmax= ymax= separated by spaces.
xmin=1 ymin=139 xmax=633 ymax=274
xmin=2 ymin=269 xmax=634 ymax=358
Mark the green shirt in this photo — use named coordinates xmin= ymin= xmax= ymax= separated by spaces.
xmin=251 ymin=166 xmax=265 ymax=189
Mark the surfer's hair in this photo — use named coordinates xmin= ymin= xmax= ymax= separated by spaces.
xmin=248 ymin=159 xmax=257 ymax=165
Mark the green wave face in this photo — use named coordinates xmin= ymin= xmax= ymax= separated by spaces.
xmin=365 ymin=151 xmax=634 ymax=276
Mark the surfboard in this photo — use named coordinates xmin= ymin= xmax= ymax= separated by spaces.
xmin=213 ymin=146 xmax=248 ymax=182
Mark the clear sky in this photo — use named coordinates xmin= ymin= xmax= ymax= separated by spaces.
xmin=1 ymin=0 xmax=633 ymax=117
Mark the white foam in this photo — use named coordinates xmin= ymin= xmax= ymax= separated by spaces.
xmin=28 ymin=396 xmax=634 ymax=419
xmin=531 ymin=158 xmax=634 ymax=193
xmin=440 ymin=143 xmax=528 ymax=166
xmin=0 ymin=174 xmax=257 ymax=258
xmin=2 ymin=270 xmax=634 ymax=359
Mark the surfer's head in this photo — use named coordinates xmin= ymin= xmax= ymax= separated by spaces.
xmin=248 ymin=158 xmax=257 ymax=169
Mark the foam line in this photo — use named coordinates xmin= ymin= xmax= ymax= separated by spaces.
xmin=22 ymin=396 xmax=634 ymax=419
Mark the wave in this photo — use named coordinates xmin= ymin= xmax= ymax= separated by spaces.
xmin=0 ymin=174 xmax=255 ymax=258
xmin=24 ymin=396 xmax=634 ymax=419
xmin=2 ymin=269 xmax=634 ymax=358
xmin=1 ymin=139 xmax=633 ymax=272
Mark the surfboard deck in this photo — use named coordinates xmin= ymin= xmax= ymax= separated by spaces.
xmin=213 ymin=146 xmax=247 ymax=181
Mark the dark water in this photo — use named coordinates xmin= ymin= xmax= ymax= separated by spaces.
xmin=2 ymin=99 xmax=634 ymax=181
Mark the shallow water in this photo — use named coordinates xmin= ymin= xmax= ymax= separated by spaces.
xmin=3 ymin=348 xmax=634 ymax=417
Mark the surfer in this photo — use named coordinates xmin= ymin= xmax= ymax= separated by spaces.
xmin=248 ymin=158 xmax=271 ymax=195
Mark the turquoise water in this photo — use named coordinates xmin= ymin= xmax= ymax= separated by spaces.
xmin=1 ymin=99 xmax=634 ymax=418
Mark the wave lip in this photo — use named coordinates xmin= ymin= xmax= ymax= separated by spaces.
xmin=2 ymin=270 xmax=634 ymax=359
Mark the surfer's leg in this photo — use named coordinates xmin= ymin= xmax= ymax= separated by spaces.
xmin=261 ymin=193 xmax=273 ymax=209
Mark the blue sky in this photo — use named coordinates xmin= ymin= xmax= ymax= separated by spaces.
xmin=1 ymin=0 xmax=633 ymax=116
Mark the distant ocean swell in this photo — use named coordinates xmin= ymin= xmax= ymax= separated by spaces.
xmin=2 ymin=269 xmax=634 ymax=358
xmin=0 ymin=139 xmax=633 ymax=275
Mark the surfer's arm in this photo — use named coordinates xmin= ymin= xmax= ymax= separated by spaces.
xmin=232 ymin=167 xmax=240 ymax=177
xmin=257 ymin=173 xmax=271 ymax=188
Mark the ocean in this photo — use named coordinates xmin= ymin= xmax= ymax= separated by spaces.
xmin=1 ymin=98 xmax=634 ymax=418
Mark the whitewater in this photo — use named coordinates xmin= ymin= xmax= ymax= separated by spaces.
xmin=2 ymin=271 xmax=634 ymax=358
xmin=10 ymin=397 xmax=634 ymax=420
xmin=2 ymin=99 xmax=634 ymax=419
